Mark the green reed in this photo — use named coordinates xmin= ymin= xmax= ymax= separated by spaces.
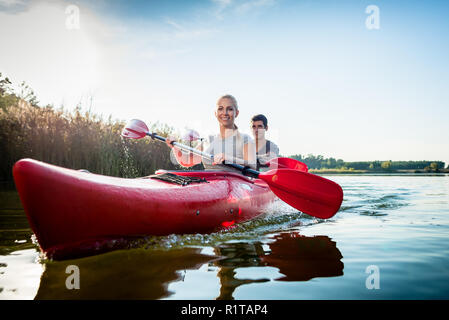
xmin=0 ymin=100 xmax=179 ymax=182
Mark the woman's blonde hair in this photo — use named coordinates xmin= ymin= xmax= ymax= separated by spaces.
xmin=216 ymin=94 xmax=238 ymax=110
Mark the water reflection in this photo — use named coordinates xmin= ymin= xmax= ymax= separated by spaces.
xmin=35 ymin=247 xmax=215 ymax=299
xmin=214 ymin=232 xmax=343 ymax=299
xmin=262 ymin=233 xmax=344 ymax=281
xmin=35 ymin=232 xmax=343 ymax=300
xmin=214 ymin=242 xmax=268 ymax=300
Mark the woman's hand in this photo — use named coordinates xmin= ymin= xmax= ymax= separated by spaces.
xmin=213 ymin=153 xmax=229 ymax=165
xmin=165 ymin=136 xmax=176 ymax=149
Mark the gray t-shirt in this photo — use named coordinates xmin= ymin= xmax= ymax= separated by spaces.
xmin=203 ymin=130 xmax=256 ymax=172
xmin=257 ymin=140 xmax=280 ymax=171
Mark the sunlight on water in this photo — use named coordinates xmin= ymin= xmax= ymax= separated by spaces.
xmin=0 ymin=249 xmax=43 ymax=300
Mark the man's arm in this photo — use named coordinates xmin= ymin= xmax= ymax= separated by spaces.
xmin=257 ymin=142 xmax=279 ymax=165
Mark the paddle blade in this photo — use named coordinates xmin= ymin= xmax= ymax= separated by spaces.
xmin=267 ymin=157 xmax=308 ymax=172
xmin=259 ymin=169 xmax=343 ymax=219
xmin=121 ymin=119 xmax=149 ymax=139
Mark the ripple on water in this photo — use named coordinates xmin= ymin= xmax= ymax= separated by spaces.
xmin=129 ymin=209 xmax=324 ymax=252
xmin=340 ymin=188 xmax=411 ymax=218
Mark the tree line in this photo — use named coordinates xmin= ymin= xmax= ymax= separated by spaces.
xmin=289 ymin=154 xmax=446 ymax=172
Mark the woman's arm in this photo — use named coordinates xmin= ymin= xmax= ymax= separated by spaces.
xmin=213 ymin=141 xmax=256 ymax=169
xmin=166 ymin=137 xmax=202 ymax=167
xmin=243 ymin=141 xmax=257 ymax=169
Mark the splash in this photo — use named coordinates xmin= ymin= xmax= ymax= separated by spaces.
xmin=125 ymin=201 xmax=326 ymax=252
xmin=119 ymin=137 xmax=139 ymax=178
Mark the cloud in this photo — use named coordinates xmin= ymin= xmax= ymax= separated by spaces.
xmin=211 ymin=0 xmax=277 ymax=19
xmin=165 ymin=18 xmax=183 ymax=30
xmin=0 ymin=0 xmax=26 ymax=6
xmin=0 ymin=1 xmax=103 ymax=108
xmin=0 ymin=0 xmax=30 ymax=13
xmin=235 ymin=0 xmax=277 ymax=14
xmin=212 ymin=0 xmax=232 ymax=5
xmin=211 ymin=0 xmax=233 ymax=11
xmin=0 ymin=0 xmax=218 ymax=120
xmin=164 ymin=17 xmax=218 ymax=41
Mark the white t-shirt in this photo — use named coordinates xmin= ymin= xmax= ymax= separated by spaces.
xmin=203 ymin=130 xmax=256 ymax=172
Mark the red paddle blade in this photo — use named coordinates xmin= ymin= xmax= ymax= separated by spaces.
xmin=267 ymin=157 xmax=308 ymax=172
xmin=259 ymin=169 xmax=343 ymax=219
xmin=121 ymin=119 xmax=149 ymax=139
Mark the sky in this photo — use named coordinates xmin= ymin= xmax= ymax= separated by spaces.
xmin=1 ymin=0 xmax=448 ymax=165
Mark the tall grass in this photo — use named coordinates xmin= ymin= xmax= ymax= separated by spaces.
xmin=0 ymin=99 xmax=179 ymax=182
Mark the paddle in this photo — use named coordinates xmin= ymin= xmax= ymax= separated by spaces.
xmin=121 ymin=119 xmax=343 ymax=219
xmin=265 ymin=157 xmax=308 ymax=172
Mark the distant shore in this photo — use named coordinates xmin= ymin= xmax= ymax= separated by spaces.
xmin=310 ymin=168 xmax=449 ymax=174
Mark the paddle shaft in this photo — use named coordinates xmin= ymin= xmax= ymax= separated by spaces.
xmin=146 ymin=132 xmax=260 ymax=179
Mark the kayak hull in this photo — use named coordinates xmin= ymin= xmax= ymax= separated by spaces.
xmin=13 ymin=159 xmax=276 ymax=256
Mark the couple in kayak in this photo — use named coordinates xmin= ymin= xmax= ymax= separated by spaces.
xmin=166 ymin=94 xmax=279 ymax=172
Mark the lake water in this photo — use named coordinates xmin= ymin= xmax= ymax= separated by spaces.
xmin=1 ymin=175 xmax=449 ymax=300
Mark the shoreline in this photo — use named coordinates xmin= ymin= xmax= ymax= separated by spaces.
xmin=310 ymin=169 xmax=449 ymax=175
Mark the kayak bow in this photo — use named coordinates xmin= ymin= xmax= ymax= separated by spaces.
xmin=13 ymin=159 xmax=277 ymax=256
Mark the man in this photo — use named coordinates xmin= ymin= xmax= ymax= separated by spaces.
xmin=251 ymin=114 xmax=279 ymax=171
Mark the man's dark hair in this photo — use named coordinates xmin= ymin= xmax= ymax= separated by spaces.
xmin=251 ymin=114 xmax=268 ymax=128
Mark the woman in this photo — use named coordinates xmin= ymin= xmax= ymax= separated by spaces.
xmin=166 ymin=95 xmax=256 ymax=171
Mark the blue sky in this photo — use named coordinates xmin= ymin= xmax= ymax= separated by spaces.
xmin=1 ymin=0 xmax=448 ymax=165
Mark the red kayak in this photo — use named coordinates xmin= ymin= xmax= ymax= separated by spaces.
xmin=13 ymin=159 xmax=277 ymax=257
